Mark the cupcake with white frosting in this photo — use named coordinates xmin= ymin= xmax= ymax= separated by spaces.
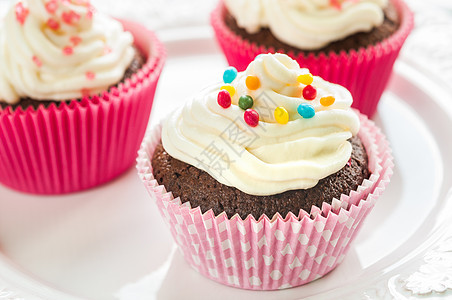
xmin=0 ymin=0 xmax=165 ymax=194
xmin=137 ymin=54 xmax=393 ymax=289
xmin=211 ymin=0 xmax=413 ymax=117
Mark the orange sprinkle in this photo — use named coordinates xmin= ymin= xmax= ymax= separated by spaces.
xmin=246 ymin=75 xmax=260 ymax=90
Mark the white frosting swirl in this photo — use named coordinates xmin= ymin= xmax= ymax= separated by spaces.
xmin=0 ymin=0 xmax=134 ymax=104
xmin=224 ymin=0 xmax=388 ymax=50
xmin=162 ymin=54 xmax=360 ymax=196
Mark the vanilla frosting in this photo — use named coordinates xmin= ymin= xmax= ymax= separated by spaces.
xmin=162 ymin=53 xmax=360 ymax=196
xmin=224 ymin=0 xmax=388 ymax=50
xmin=0 ymin=0 xmax=134 ymax=104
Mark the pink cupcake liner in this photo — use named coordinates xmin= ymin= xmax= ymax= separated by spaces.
xmin=137 ymin=112 xmax=394 ymax=290
xmin=211 ymin=0 xmax=414 ymax=117
xmin=0 ymin=19 xmax=166 ymax=194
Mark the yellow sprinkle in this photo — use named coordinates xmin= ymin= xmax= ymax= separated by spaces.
xmin=320 ymin=96 xmax=335 ymax=107
xmin=220 ymin=85 xmax=236 ymax=97
xmin=246 ymin=75 xmax=260 ymax=90
xmin=297 ymin=73 xmax=314 ymax=86
xmin=274 ymin=106 xmax=289 ymax=124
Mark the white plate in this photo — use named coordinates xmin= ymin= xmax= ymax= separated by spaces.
xmin=0 ymin=28 xmax=452 ymax=300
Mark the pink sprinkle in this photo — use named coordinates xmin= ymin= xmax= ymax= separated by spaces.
xmin=45 ymin=0 xmax=58 ymax=14
xmin=85 ymin=71 xmax=95 ymax=80
xmin=32 ymin=55 xmax=42 ymax=68
xmin=70 ymin=36 xmax=82 ymax=46
xmin=86 ymin=5 xmax=95 ymax=19
xmin=47 ymin=18 xmax=60 ymax=30
xmin=62 ymin=10 xmax=81 ymax=25
xmin=330 ymin=0 xmax=342 ymax=10
xmin=346 ymin=158 xmax=352 ymax=167
xmin=103 ymin=45 xmax=112 ymax=55
xmin=15 ymin=2 xmax=29 ymax=25
xmin=63 ymin=46 xmax=73 ymax=55
xmin=81 ymin=88 xmax=90 ymax=97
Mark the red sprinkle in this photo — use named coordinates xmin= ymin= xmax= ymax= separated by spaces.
xmin=329 ymin=0 xmax=342 ymax=10
xmin=47 ymin=18 xmax=60 ymax=30
xmin=15 ymin=2 xmax=29 ymax=25
xmin=81 ymin=88 xmax=90 ymax=97
xmin=45 ymin=0 xmax=58 ymax=14
xmin=85 ymin=71 xmax=95 ymax=80
xmin=217 ymin=90 xmax=231 ymax=109
xmin=302 ymin=85 xmax=317 ymax=100
xmin=70 ymin=36 xmax=82 ymax=46
xmin=32 ymin=55 xmax=42 ymax=68
xmin=63 ymin=46 xmax=73 ymax=55
xmin=244 ymin=109 xmax=259 ymax=127
xmin=62 ymin=10 xmax=81 ymax=25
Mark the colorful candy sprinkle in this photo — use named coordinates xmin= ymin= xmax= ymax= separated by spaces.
xmin=217 ymin=90 xmax=231 ymax=109
xmin=85 ymin=71 xmax=95 ymax=80
xmin=220 ymin=85 xmax=236 ymax=97
xmin=244 ymin=109 xmax=259 ymax=127
xmin=246 ymin=75 xmax=260 ymax=90
xmin=238 ymin=95 xmax=253 ymax=110
xmin=302 ymin=85 xmax=317 ymax=100
xmin=320 ymin=96 xmax=335 ymax=107
xmin=47 ymin=18 xmax=60 ymax=30
xmin=15 ymin=2 xmax=29 ymax=25
xmin=45 ymin=0 xmax=58 ymax=14
xmin=63 ymin=46 xmax=73 ymax=55
xmin=297 ymin=104 xmax=315 ymax=119
xmin=223 ymin=67 xmax=237 ymax=84
xmin=274 ymin=106 xmax=289 ymax=124
xmin=297 ymin=73 xmax=313 ymax=86
xmin=32 ymin=55 xmax=42 ymax=68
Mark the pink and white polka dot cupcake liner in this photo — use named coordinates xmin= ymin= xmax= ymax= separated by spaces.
xmin=137 ymin=112 xmax=393 ymax=290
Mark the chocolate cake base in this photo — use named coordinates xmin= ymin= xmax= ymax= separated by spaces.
xmin=152 ymin=136 xmax=370 ymax=219
xmin=224 ymin=1 xmax=400 ymax=55
xmin=0 ymin=47 xmax=145 ymax=111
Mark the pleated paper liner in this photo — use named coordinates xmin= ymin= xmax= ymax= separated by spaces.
xmin=0 ymin=19 xmax=166 ymax=194
xmin=210 ymin=0 xmax=414 ymax=117
xmin=137 ymin=112 xmax=394 ymax=290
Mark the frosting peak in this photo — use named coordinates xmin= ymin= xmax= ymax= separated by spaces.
xmin=162 ymin=54 xmax=360 ymax=196
xmin=224 ymin=0 xmax=388 ymax=50
xmin=0 ymin=0 xmax=135 ymax=104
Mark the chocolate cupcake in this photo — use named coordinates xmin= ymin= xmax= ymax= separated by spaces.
xmin=152 ymin=135 xmax=369 ymax=220
xmin=211 ymin=0 xmax=414 ymax=116
xmin=0 ymin=0 xmax=165 ymax=194
xmin=138 ymin=54 xmax=393 ymax=290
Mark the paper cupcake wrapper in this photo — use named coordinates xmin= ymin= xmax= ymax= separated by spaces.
xmin=211 ymin=0 xmax=414 ymax=117
xmin=137 ymin=112 xmax=394 ymax=290
xmin=0 ymin=19 xmax=166 ymax=195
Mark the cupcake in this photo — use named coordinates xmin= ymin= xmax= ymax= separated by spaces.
xmin=0 ymin=0 xmax=165 ymax=194
xmin=211 ymin=0 xmax=414 ymax=116
xmin=137 ymin=53 xmax=393 ymax=290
